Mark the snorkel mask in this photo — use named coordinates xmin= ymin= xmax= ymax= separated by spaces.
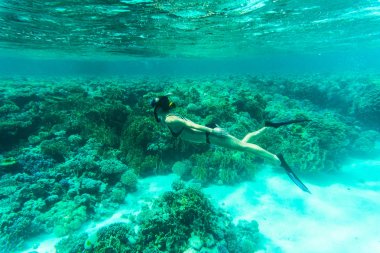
xmin=151 ymin=95 xmax=176 ymax=122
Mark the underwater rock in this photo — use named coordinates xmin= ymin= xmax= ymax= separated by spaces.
xmin=80 ymin=177 xmax=102 ymax=194
xmin=45 ymin=194 xmax=59 ymax=206
xmin=172 ymin=160 xmax=192 ymax=180
xmin=121 ymin=169 xmax=138 ymax=190
xmin=351 ymin=130 xmax=380 ymax=157
xmin=189 ymin=234 xmax=204 ymax=250
xmin=354 ymin=86 xmax=380 ymax=129
xmin=183 ymin=248 xmax=198 ymax=253
xmin=187 ymin=103 xmax=202 ymax=113
xmin=110 ymin=185 xmax=127 ymax=203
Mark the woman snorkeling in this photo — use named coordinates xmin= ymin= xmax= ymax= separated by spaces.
xmin=151 ymin=95 xmax=311 ymax=193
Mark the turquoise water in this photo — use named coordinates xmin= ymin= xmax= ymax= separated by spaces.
xmin=1 ymin=1 xmax=380 ymax=253
xmin=1 ymin=0 xmax=380 ymax=58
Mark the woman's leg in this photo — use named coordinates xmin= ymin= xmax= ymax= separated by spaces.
xmin=242 ymin=142 xmax=281 ymax=165
xmin=242 ymin=127 xmax=267 ymax=143
xmin=209 ymin=132 xmax=310 ymax=193
xmin=209 ymin=133 xmax=280 ymax=165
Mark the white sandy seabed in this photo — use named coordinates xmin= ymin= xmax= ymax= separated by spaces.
xmin=22 ymin=158 xmax=380 ymax=253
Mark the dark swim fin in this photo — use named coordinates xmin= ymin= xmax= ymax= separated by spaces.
xmin=277 ymin=154 xmax=311 ymax=194
xmin=265 ymin=119 xmax=311 ymax=128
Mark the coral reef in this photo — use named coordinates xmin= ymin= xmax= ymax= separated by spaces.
xmin=1 ymin=74 xmax=379 ymax=252
xmin=93 ymin=222 xmax=136 ymax=252
xmin=55 ymin=232 xmax=88 ymax=253
xmin=58 ymin=184 xmax=261 ymax=253
xmin=39 ymin=200 xmax=88 ymax=236
xmin=353 ymin=85 xmax=380 ymax=129
xmin=136 ymin=186 xmax=216 ymax=252
xmin=0 ymin=97 xmax=40 ymax=151
xmin=135 ymin=185 xmax=261 ymax=253
xmin=190 ymin=150 xmax=256 ymax=184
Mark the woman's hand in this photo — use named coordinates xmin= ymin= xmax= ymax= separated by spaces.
xmin=212 ymin=127 xmax=228 ymax=136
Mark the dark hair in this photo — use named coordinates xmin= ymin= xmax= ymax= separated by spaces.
xmin=151 ymin=96 xmax=176 ymax=122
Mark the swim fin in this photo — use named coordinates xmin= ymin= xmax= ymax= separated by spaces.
xmin=277 ymin=154 xmax=311 ymax=194
xmin=265 ymin=119 xmax=311 ymax=128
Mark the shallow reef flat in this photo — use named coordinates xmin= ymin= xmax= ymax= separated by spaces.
xmin=0 ymin=74 xmax=379 ymax=252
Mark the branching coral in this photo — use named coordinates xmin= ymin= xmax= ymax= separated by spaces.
xmin=120 ymin=115 xmax=164 ymax=175
xmin=93 ymin=222 xmax=136 ymax=253
xmin=136 ymin=187 xmax=215 ymax=252
xmin=136 ymin=185 xmax=261 ymax=253
xmin=99 ymin=158 xmax=128 ymax=175
xmin=83 ymin=102 xmax=131 ymax=148
xmin=40 ymin=139 xmax=69 ymax=162
xmin=38 ymin=200 xmax=88 ymax=237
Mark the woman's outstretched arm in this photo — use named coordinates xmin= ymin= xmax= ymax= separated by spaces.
xmin=165 ymin=115 xmax=213 ymax=133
